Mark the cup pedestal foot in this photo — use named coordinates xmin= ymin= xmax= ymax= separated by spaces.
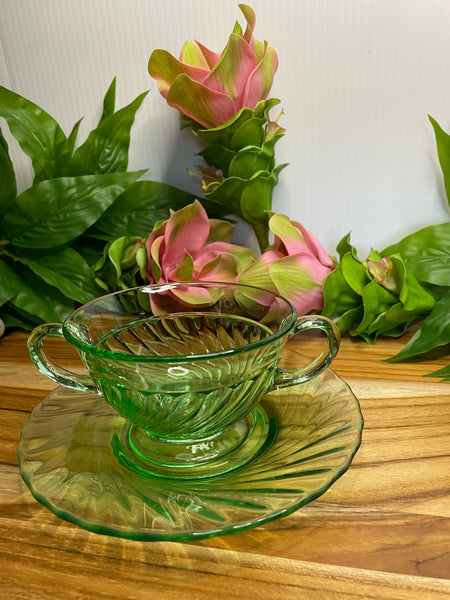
xmin=113 ymin=406 xmax=277 ymax=480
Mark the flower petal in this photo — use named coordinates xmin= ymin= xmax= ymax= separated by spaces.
xmin=166 ymin=74 xmax=236 ymax=128
xmin=148 ymin=49 xmax=210 ymax=98
xmin=207 ymin=242 xmax=256 ymax=272
xmin=269 ymin=255 xmax=325 ymax=314
xmin=292 ymin=219 xmax=335 ymax=268
xmin=171 ymin=251 xmax=194 ymax=281
xmin=147 ymin=235 xmax=164 ymax=283
xmin=195 ymin=253 xmax=239 ymax=282
xmin=206 ymin=219 xmax=235 ymax=244
xmin=179 ymin=41 xmax=210 ymax=69
xmin=164 ymin=200 xmax=210 ymax=265
xmin=238 ymin=4 xmax=256 ymax=46
xmin=205 ymin=33 xmax=256 ymax=105
xmin=241 ymin=43 xmax=278 ymax=108
xmin=238 ymin=250 xmax=281 ymax=295
xmin=172 ymin=285 xmax=223 ymax=307
xmin=269 ymin=213 xmax=305 ymax=255
xmin=194 ymin=40 xmax=221 ymax=69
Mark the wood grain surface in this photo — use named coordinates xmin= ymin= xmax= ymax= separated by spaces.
xmin=1 ymin=330 xmax=449 ymax=599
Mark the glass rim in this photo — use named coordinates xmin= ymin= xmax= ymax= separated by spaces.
xmin=62 ymin=281 xmax=298 ymax=362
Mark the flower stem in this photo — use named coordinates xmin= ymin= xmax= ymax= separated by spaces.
xmin=253 ymin=223 xmax=270 ymax=253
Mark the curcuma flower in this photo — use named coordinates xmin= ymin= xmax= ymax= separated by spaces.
xmin=146 ymin=200 xmax=255 ymax=310
xmin=148 ymin=4 xmax=278 ymax=129
xmin=148 ymin=4 xmax=284 ymax=253
xmin=239 ymin=213 xmax=335 ymax=315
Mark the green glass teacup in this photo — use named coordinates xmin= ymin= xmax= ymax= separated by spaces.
xmin=28 ymin=282 xmax=340 ymax=478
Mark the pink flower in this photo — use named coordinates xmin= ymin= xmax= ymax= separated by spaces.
xmin=365 ymin=253 xmax=399 ymax=293
xmin=146 ymin=200 xmax=255 ymax=311
xmin=239 ymin=213 xmax=335 ymax=315
xmin=148 ymin=4 xmax=278 ymax=129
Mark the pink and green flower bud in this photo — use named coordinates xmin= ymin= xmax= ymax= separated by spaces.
xmin=365 ymin=252 xmax=399 ymax=294
xmin=148 ymin=4 xmax=278 ymax=129
xmin=146 ymin=200 xmax=256 ymax=308
xmin=239 ymin=213 xmax=335 ymax=315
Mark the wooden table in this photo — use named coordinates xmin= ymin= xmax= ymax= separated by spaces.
xmin=1 ymin=330 xmax=450 ymax=599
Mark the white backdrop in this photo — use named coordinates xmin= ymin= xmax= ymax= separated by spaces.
xmin=1 ymin=0 xmax=449 ymax=255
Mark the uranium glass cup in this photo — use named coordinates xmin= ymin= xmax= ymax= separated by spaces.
xmin=28 ymin=282 xmax=340 ymax=477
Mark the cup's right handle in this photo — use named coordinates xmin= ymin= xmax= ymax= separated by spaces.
xmin=28 ymin=323 xmax=98 ymax=393
xmin=273 ymin=315 xmax=340 ymax=388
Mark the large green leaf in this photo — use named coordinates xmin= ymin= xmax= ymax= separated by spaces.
xmin=429 ymin=116 xmax=450 ymax=208
xmin=67 ymin=118 xmax=83 ymax=155
xmin=2 ymin=170 xmax=145 ymax=248
xmin=0 ymin=305 xmax=35 ymax=330
xmin=99 ymin=78 xmax=116 ymax=124
xmin=382 ymin=223 xmax=450 ymax=286
xmin=6 ymin=263 xmax=75 ymax=323
xmin=0 ymin=258 xmax=24 ymax=306
xmin=0 ymin=85 xmax=71 ymax=183
xmin=7 ymin=246 xmax=103 ymax=304
xmin=0 ymin=126 xmax=17 ymax=220
xmin=66 ymin=90 xmax=148 ymax=175
xmin=89 ymin=180 xmax=228 ymax=240
xmin=70 ymin=236 xmax=109 ymax=266
xmin=387 ymin=290 xmax=450 ymax=362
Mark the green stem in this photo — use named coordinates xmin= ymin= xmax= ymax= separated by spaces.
xmin=253 ymin=222 xmax=270 ymax=253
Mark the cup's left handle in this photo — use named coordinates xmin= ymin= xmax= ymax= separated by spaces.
xmin=28 ymin=323 xmax=98 ymax=393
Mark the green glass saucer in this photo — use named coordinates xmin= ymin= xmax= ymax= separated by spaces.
xmin=18 ymin=368 xmax=363 ymax=541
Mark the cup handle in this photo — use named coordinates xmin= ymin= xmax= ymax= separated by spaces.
xmin=28 ymin=323 xmax=97 ymax=393
xmin=273 ymin=315 xmax=340 ymax=388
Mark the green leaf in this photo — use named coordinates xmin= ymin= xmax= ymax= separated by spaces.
xmin=240 ymin=166 xmax=286 ymax=223
xmin=0 ymin=258 xmax=24 ymax=306
xmin=390 ymin=255 xmax=436 ymax=313
xmin=67 ymin=118 xmax=83 ymax=155
xmin=382 ymin=222 xmax=450 ymax=286
xmin=366 ymin=304 xmax=420 ymax=338
xmin=99 ymin=78 xmax=116 ymax=124
xmin=198 ymin=145 xmax=236 ymax=176
xmin=341 ymin=252 xmax=370 ymax=295
xmin=0 ymin=306 xmax=35 ymax=330
xmin=7 ymin=245 xmax=103 ymax=304
xmin=7 ymin=263 xmax=75 ymax=323
xmin=387 ymin=290 xmax=450 ymax=362
xmin=333 ymin=306 xmax=364 ymax=335
xmin=93 ymin=236 xmax=147 ymax=293
xmin=90 ymin=180 xmax=227 ymax=241
xmin=229 ymin=148 xmax=273 ymax=179
xmin=351 ymin=279 xmax=397 ymax=339
xmin=194 ymin=99 xmax=280 ymax=148
xmin=425 ymin=364 xmax=450 ymax=382
xmin=2 ymin=170 xmax=145 ymax=248
xmin=67 ymin=90 xmax=148 ymax=175
xmin=229 ymin=116 xmax=265 ymax=150
xmin=204 ymin=176 xmax=247 ymax=217
xmin=321 ymin=265 xmax=361 ymax=320
xmin=429 ymin=116 xmax=450 ymax=208
xmin=70 ymin=236 xmax=108 ymax=266
xmin=336 ymin=232 xmax=355 ymax=261
xmin=0 ymin=126 xmax=17 ymax=220
xmin=0 ymin=85 xmax=71 ymax=183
